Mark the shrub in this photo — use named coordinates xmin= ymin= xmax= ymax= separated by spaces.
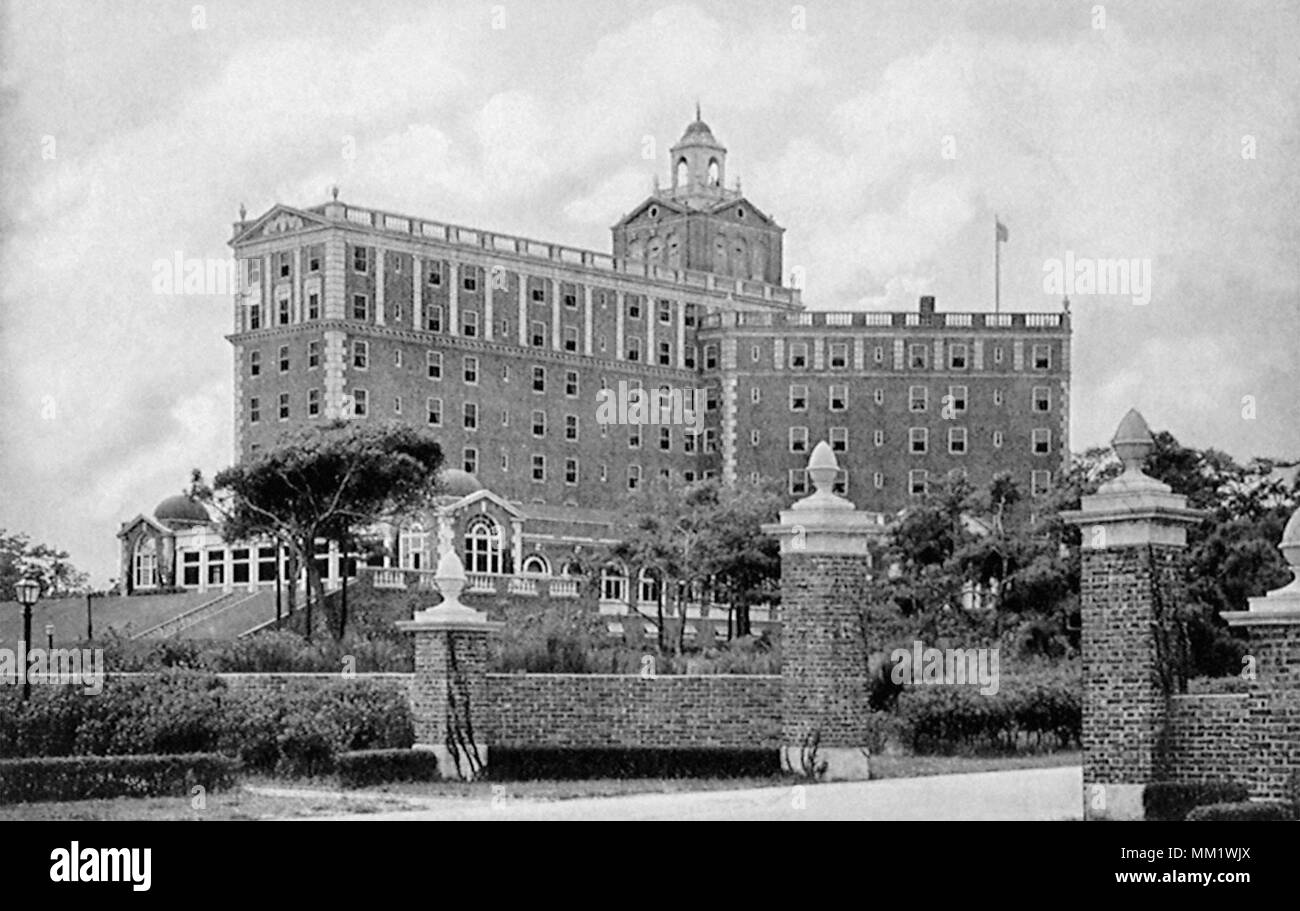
xmin=0 ymin=753 xmax=238 ymax=804
xmin=1186 ymin=801 xmax=1293 ymax=821
xmin=1144 ymin=781 xmax=1250 ymax=821
xmin=337 ymin=749 xmax=441 ymax=788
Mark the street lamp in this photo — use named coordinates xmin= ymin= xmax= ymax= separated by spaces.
xmin=14 ymin=578 xmax=40 ymax=702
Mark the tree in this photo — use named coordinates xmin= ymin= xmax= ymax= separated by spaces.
xmin=0 ymin=530 xmax=89 ymax=601
xmin=197 ymin=421 xmax=442 ymax=641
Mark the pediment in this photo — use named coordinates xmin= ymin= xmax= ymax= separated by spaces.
xmin=232 ymin=205 xmax=333 ymax=246
xmin=612 ymin=195 xmax=690 ymax=230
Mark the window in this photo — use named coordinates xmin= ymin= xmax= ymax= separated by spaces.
xmin=531 ymin=321 xmax=546 ymax=348
xmin=563 ymin=286 xmax=578 ymax=309
xmin=1033 ymin=386 xmax=1052 ymax=412
xmin=751 ymin=429 xmax=761 ymax=446
xmin=789 ymin=342 xmax=808 ymax=369
xmin=391 ymin=301 xmax=403 ymax=323
xmin=874 ymin=388 xmax=884 ymax=406
xmin=751 ymin=344 xmax=761 ymax=362
xmin=532 ymin=366 xmax=546 ymax=393
xmin=626 ymin=296 xmax=641 ymax=320
xmin=947 ymin=385 xmax=967 ymax=414
xmin=627 ymin=465 xmax=641 ymax=490
xmin=910 ymin=427 xmax=928 ymax=453
xmin=751 ymin=387 xmax=761 ymax=404
xmin=565 ymin=414 xmax=579 ymax=441
xmin=874 ymin=345 xmax=884 ymax=364
xmin=684 ymin=432 xmax=697 ymax=454
xmin=564 ymin=458 xmax=578 ymax=485
xmin=994 ymin=431 xmax=1004 ymax=448
xmin=909 ymin=386 xmax=928 ymax=412
xmin=829 ymin=385 xmax=848 ymax=411
xmin=874 ymin=472 xmax=884 ymax=489
xmin=427 ymin=351 xmax=442 ymax=379
xmin=462 ymin=267 xmax=478 ymax=292
xmin=426 ymin=397 xmax=442 ymax=426
xmin=949 ymin=343 xmax=968 ymax=369
xmin=629 ymin=426 xmax=641 ymax=449
xmin=565 ymin=370 xmax=579 ymax=397
xmin=909 ymin=343 xmax=928 ymax=368
xmin=133 ymin=538 xmax=159 ymax=589
xmin=462 ymin=310 xmax=478 ymax=337
xmin=248 ymin=302 xmax=261 ymax=331
xmin=789 ymin=385 xmax=807 ymax=411
xmin=994 ymin=346 xmax=1004 ymax=365
xmin=874 ymin=428 xmax=886 ymax=447
xmin=626 ymin=336 xmax=641 ymax=361
xmin=657 ymin=340 xmax=672 ymax=366
xmin=428 ymin=261 xmax=443 ymax=286
xmin=462 ymin=446 xmax=477 ymax=476
xmin=1032 ymin=470 xmax=1052 ymax=496
xmin=427 ymin=305 xmax=443 ymax=332
xmin=351 ymin=341 xmax=366 ymax=370
xmin=307 ymin=389 xmax=320 ymax=417
xmin=182 ymin=551 xmax=200 ymax=586
xmin=279 ymin=345 xmax=290 ymax=372
xmin=393 ymin=395 xmax=402 ymax=415
xmin=501 ymin=409 xmax=509 ymax=427
xmin=704 ymin=345 xmax=718 ymax=370
xmin=993 ymin=388 xmax=1005 ymax=407
xmin=789 ymin=469 xmax=809 ymax=496
xmin=249 ymin=351 xmax=261 ymax=377
xmin=684 ymin=303 xmax=697 ymax=327
xmin=465 ymin=518 xmax=502 ymax=574
xmin=830 ymin=427 xmax=848 ymax=453
xmin=393 ymin=349 xmax=403 ymax=369
xmin=502 ymin=364 xmax=511 ymax=382
xmin=463 ymin=402 xmax=478 ymax=430
xmin=352 ymin=294 xmax=369 ymax=321
xmin=1033 ymin=429 xmax=1052 ymax=454
xmin=909 ymin=469 xmax=928 ymax=496
xmin=531 ymin=282 xmax=546 ymax=303
xmin=658 ymin=300 xmax=672 ymax=324
xmin=308 ymin=249 xmax=321 ymax=272
xmin=949 ymin=427 xmax=967 ymax=454
xmin=352 ymin=246 xmax=368 ymax=273
xmin=278 ymin=392 xmax=290 ymax=420
xmin=659 ymin=427 xmax=672 ymax=451
xmin=463 ymin=356 xmax=478 ymax=384
xmin=706 ymin=387 xmax=719 ymax=411
xmin=307 ymin=341 xmax=320 ymax=369
xmin=564 ymin=326 xmax=579 ymax=352
xmin=1033 ymin=344 xmax=1052 ymax=370
xmin=246 ymin=258 xmax=262 ymax=286
xmin=351 ymin=389 xmax=368 ymax=417
xmin=278 ymin=297 xmax=291 ymax=325
xmin=501 ymin=453 xmax=509 ymax=471
xmin=532 ymin=410 xmax=546 ymax=437
xmin=599 ymin=463 xmax=608 ymax=483
xmin=600 ymin=565 xmax=627 ymax=602
xmin=790 ymin=426 xmax=809 ymax=453
xmin=532 ymin=454 xmax=546 ymax=482
xmin=703 ymin=428 xmax=717 ymax=453
xmin=828 ymin=343 xmax=848 ymax=369
xmin=249 ymin=396 xmax=260 ymax=423
xmin=832 ymin=470 xmax=849 ymax=496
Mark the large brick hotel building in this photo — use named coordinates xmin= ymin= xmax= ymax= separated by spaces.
xmin=118 ymin=112 xmax=1069 ymax=625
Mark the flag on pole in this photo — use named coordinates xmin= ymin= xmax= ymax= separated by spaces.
xmin=995 ymin=219 xmax=1009 ymax=243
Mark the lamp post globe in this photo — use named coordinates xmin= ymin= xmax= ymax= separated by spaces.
xmin=13 ymin=578 xmax=40 ymax=701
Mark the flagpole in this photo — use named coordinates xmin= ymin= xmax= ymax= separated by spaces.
xmin=994 ymin=214 xmax=1001 ymax=315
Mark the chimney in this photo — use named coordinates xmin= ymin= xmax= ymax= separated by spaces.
xmin=919 ymin=295 xmax=936 ymax=315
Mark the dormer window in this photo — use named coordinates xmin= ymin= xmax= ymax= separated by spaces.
xmin=649 ymin=206 xmax=659 ymax=219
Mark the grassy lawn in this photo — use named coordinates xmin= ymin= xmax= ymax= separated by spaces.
xmin=0 ymin=752 xmax=1080 ymax=820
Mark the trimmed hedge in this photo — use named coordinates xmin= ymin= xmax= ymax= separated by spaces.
xmin=0 ymin=753 xmax=238 ymax=804
xmin=1144 ymin=781 xmax=1250 ymax=821
xmin=1186 ymin=801 xmax=1294 ymax=821
xmin=489 ymin=747 xmax=780 ymax=780
xmin=337 ymin=749 xmax=441 ymax=789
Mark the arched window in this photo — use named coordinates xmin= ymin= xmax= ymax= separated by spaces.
xmin=133 ymin=537 xmax=158 ymax=590
xmin=639 ymin=570 xmax=660 ymax=605
xmin=520 ymin=554 xmax=550 ymax=576
xmin=647 ymin=236 xmax=663 ymax=262
xmin=464 ymin=517 xmax=503 ymax=574
xmin=560 ymin=559 xmax=583 ymax=578
xmin=675 ymin=158 xmax=688 ymax=188
xmin=667 ymin=234 xmax=681 ymax=268
xmin=600 ymin=564 xmax=627 ymax=602
xmin=707 ymin=158 xmax=720 ymax=186
xmin=400 ymin=524 xmax=426 ymax=570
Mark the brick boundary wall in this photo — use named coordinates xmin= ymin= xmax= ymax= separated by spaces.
xmin=483 ymin=673 xmax=782 ymax=749
xmin=1165 ymin=694 xmax=1253 ymax=788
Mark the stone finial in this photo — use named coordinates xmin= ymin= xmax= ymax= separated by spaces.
xmin=331 ymin=185 xmax=340 ymax=201
xmin=808 ymin=441 xmax=837 ymax=492
xmin=402 ymin=546 xmax=493 ymax=628
xmin=239 ymin=203 xmax=247 ymax=221
xmin=1112 ymin=408 xmax=1154 ymax=472
xmin=1245 ymin=505 xmax=1300 ymax=612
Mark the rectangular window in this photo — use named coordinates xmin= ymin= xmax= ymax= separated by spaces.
xmin=789 ymin=384 xmax=807 ymax=411
xmin=751 ymin=387 xmax=761 ymax=404
xmin=278 ymin=345 xmax=290 ymax=372
xmin=308 ymin=249 xmax=321 ymax=272
xmin=751 ymin=344 xmax=761 ymax=363
xmin=947 ymin=385 xmax=967 ymax=413
xmin=278 ymin=297 xmax=291 ymax=325
xmin=307 ymin=389 xmax=320 ymax=417
xmin=949 ymin=343 xmax=968 ymax=369
xmin=627 ymin=464 xmax=641 ymax=490
xmin=464 ymin=447 xmax=478 ymax=475
xmin=949 ymin=427 xmax=967 ymax=454
xmin=249 ymin=396 xmax=260 ymax=423
xmin=393 ymin=349 xmax=403 ymax=369
xmin=626 ymin=336 xmax=641 ymax=361
xmin=530 ymin=282 xmax=546 ymax=303
xmin=874 ymin=429 xmax=885 ymax=447
xmin=657 ymin=340 xmax=672 ymax=366
xmin=248 ymin=303 xmax=261 ymax=331
xmin=501 ymin=409 xmax=509 ymax=427
xmin=462 ymin=267 xmax=478 ymax=292
xmin=789 ymin=342 xmax=808 ymax=369
xmin=994 ymin=346 xmax=1004 ymax=365
xmin=874 ymin=472 xmax=884 ymax=489
xmin=829 ymin=385 xmax=848 ymax=411
xmin=909 ymin=469 xmax=927 ymax=496
xmin=428 ymin=261 xmax=443 ymax=286
xmin=704 ymin=345 xmax=718 ymax=370
xmin=427 ymin=397 xmax=442 ymax=426
xmin=874 ymin=388 xmax=884 ymax=405
xmin=531 ymin=320 xmax=546 ymax=348
xmin=463 ymin=402 xmax=478 ymax=430
xmin=789 ymin=469 xmax=809 ymax=496
xmin=501 ymin=364 xmax=511 ymax=382
xmin=427 ymin=351 xmax=442 ymax=379
xmin=352 ymin=246 xmax=368 ymax=273
xmin=565 ymin=414 xmax=579 ymax=441
xmin=1033 ymin=344 xmax=1052 ymax=370
xmin=532 ymin=366 xmax=546 ymax=393
xmin=1033 ymin=386 xmax=1052 ymax=412
xmin=626 ymin=296 xmax=641 ymax=320
xmin=704 ymin=428 xmax=717 ymax=453
xmin=909 ymin=386 xmax=928 ymax=412
xmin=278 ymin=392 xmax=290 ymax=420
xmin=830 ymin=427 xmax=848 ymax=452
xmin=909 ymin=343 xmax=928 ymax=369
xmin=910 ymin=427 xmax=928 ymax=454
xmin=307 ymin=341 xmax=320 ymax=369
xmin=829 ymin=343 xmax=848 ymax=369
xmin=659 ymin=427 xmax=672 ymax=451
xmin=352 ymin=389 xmax=368 ymax=417
xmin=563 ymin=285 xmax=578 ymax=309
xmin=684 ymin=303 xmax=697 ymax=327
xmin=874 ymin=345 xmax=884 ymax=364
xmin=565 ymin=370 xmax=579 ymax=397
xmin=832 ymin=470 xmax=849 ymax=496
xmin=246 ymin=258 xmax=262 ymax=285
xmin=657 ymin=299 xmax=672 ymax=324
xmin=563 ymin=326 xmax=579 ymax=352
xmin=463 ymin=356 xmax=478 ymax=384
xmin=393 ymin=395 xmax=402 ymax=415
xmin=684 ymin=345 xmax=697 ymax=369
xmin=1033 ymin=428 xmax=1052 ymax=454
xmin=994 ymin=430 xmax=1004 ymax=448
xmin=352 ymin=294 xmax=369 ymax=321
xmin=427 ymin=305 xmax=443 ymax=333
xmin=629 ymin=426 xmax=641 ymax=449
xmin=501 ymin=453 xmax=509 ymax=471
xmin=532 ymin=410 xmax=546 ymax=438
xmin=462 ymin=310 xmax=478 ymax=337
xmin=565 ymin=458 xmax=579 ymax=485
xmin=789 ymin=426 xmax=809 ymax=453
xmin=1032 ymin=470 xmax=1052 ymax=496
xmin=751 ymin=429 xmax=760 ymax=446
xmin=249 ymin=351 xmax=261 ymax=377
xmin=351 ymin=341 xmax=367 ymax=370
xmin=706 ymin=387 xmax=719 ymax=411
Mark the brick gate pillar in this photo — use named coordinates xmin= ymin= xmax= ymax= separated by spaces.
xmin=396 ymin=548 xmax=501 ymax=781
xmin=763 ymin=442 xmax=891 ymax=780
xmin=1220 ymin=506 xmax=1300 ymax=800
xmin=1064 ymin=409 xmax=1203 ymax=820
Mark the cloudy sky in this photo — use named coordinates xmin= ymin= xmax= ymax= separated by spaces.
xmin=1 ymin=0 xmax=1297 ymax=584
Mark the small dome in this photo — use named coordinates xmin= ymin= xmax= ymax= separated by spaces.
xmin=154 ymin=494 xmax=209 ymax=527
xmin=439 ymin=469 xmax=484 ymax=498
xmin=1282 ymin=507 xmax=1300 ymax=549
